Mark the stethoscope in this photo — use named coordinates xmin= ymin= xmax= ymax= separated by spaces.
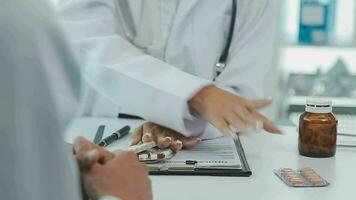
xmin=114 ymin=0 xmax=237 ymax=79
xmin=214 ymin=0 xmax=237 ymax=79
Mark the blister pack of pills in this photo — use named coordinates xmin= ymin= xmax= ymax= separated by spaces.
xmin=127 ymin=141 xmax=175 ymax=163
xmin=127 ymin=141 xmax=157 ymax=153
xmin=273 ymin=167 xmax=329 ymax=187
xmin=137 ymin=148 xmax=175 ymax=163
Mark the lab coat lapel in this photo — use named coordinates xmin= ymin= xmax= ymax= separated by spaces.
xmin=165 ymin=0 xmax=231 ymax=80
xmin=134 ymin=0 xmax=161 ymax=48
xmin=164 ymin=0 xmax=200 ymax=74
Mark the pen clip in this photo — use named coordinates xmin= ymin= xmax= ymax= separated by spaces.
xmin=94 ymin=125 xmax=105 ymax=144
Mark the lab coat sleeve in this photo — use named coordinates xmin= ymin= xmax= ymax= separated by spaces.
xmin=215 ymin=0 xmax=275 ymax=99
xmin=56 ymin=0 xmax=212 ymax=137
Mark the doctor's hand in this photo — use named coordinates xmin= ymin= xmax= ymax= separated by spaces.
xmin=188 ymin=85 xmax=281 ymax=136
xmin=82 ymin=150 xmax=152 ymax=200
xmin=130 ymin=122 xmax=202 ymax=152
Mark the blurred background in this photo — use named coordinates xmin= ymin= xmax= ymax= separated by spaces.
xmin=50 ymin=0 xmax=356 ymax=130
xmin=270 ymin=0 xmax=356 ymax=134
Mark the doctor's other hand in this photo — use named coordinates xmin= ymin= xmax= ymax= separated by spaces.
xmin=130 ymin=122 xmax=202 ymax=152
xmin=82 ymin=151 xmax=152 ymax=200
xmin=188 ymin=85 xmax=281 ymax=136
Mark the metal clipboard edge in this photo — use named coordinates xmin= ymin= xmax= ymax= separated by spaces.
xmin=148 ymin=166 xmax=250 ymax=177
xmin=233 ymin=133 xmax=252 ymax=176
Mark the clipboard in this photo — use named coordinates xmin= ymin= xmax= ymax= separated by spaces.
xmin=147 ymin=134 xmax=252 ymax=177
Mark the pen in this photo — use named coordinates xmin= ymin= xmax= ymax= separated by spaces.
xmin=98 ymin=125 xmax=131 ymax=147
xmin=93 ymin=125 xmax=105 ymax=144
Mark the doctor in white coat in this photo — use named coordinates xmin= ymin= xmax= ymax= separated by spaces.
xmin=57 ymin=0 xmax=280 ymax=151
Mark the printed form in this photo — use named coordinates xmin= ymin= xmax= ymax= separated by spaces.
xmin=161 ymin=137 xmax=242 ymax=169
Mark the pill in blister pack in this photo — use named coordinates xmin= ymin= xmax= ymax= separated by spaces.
xmin=274 ymin=167 xmax=329 ymax=187
xmin=138 ymin=148 xmax=175 ymax=163
xmin=127 ymin=141 xmax=175 ymax=163
xmin=127 ymin=141 xmax=157 ymax=153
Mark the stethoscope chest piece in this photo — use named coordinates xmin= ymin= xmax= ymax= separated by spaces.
xmin=214 ymin=0 xmax=237 ymax=79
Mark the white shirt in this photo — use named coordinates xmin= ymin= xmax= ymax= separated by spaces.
xmin=57 ymin=0 xmax=275 ymax=137
xmin=0 ymin=0 xmax=119 ymax=199
xmin=0 ymin=0 xmax=81 ymax=199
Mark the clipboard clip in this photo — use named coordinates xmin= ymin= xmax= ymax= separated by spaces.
xmin=148 ymin=160 xmax=197 ymax=172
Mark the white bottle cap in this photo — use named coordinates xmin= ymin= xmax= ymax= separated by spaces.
xmin=305 ymin=98 xmax=332 ymax=113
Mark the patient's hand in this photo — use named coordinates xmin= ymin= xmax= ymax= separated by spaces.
xmin=73 ymin=137 xmax=152 ymax=200
xmin=130 ymin=122 xmax=202 ymax=152
xmin=83 ymin=151 xmax=152 ymax=200
xmin=73 ymin=136 xmax=114 ymax=171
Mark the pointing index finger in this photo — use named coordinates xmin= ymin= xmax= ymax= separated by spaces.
xmin=246 ymin=99 xmax=273 ymax=110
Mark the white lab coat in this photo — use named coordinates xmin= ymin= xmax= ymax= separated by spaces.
xmin=57 ymin=0 xmax=275 ymax=137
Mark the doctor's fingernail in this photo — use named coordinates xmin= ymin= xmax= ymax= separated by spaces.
xmin=229 ymin=125 xmax=237 ymax=133
xmin=256 ymin=121 xmax=263 ymax=130
xmin=196 ymin=138 xmax=202 ymax=143
xmin=143 ymin=132 xmax=152 ymax=138
xmin=158 ymin=137 xmax=169 ymax=143
xmin=229 ymin=131 xmax=240 ymax=141
xmin=176 ymin=139 xmax=182 ymax=145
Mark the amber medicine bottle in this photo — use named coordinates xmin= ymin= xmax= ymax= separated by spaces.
xmin=298 ymin=98 xmax=337 ymax=158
